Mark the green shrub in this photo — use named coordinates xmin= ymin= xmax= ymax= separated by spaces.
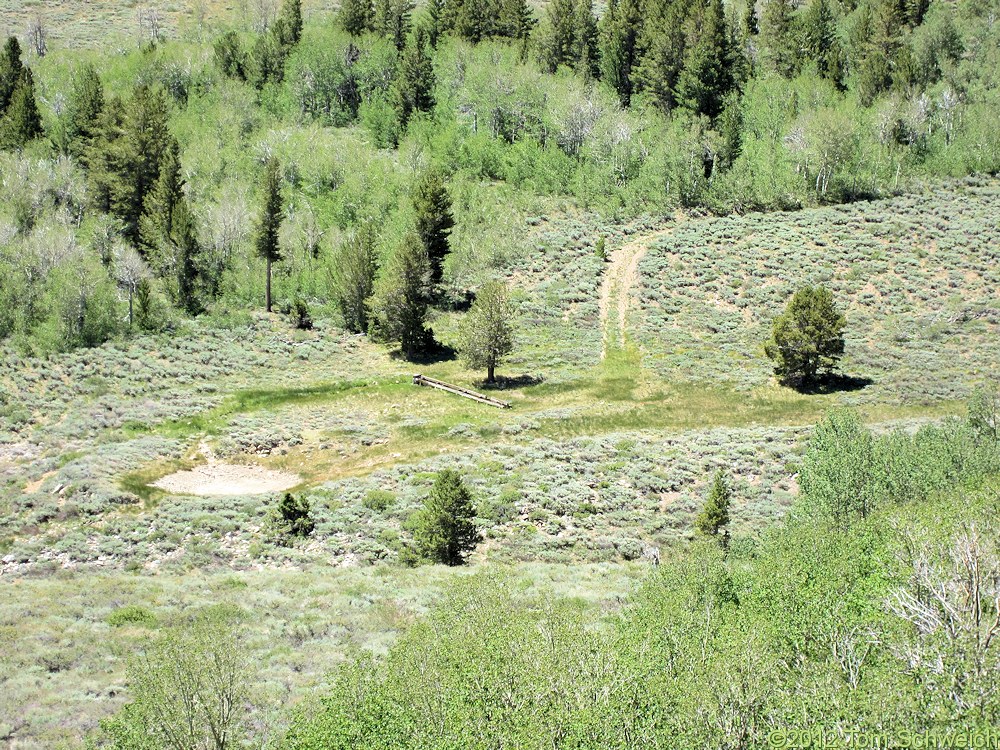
xmin=363 ymin=489 xmax=396 ymax=513
xmin=106 ymin=605 xmax=157 ymax=628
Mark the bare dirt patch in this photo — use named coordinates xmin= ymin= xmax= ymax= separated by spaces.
xmin=152 ymin=463 xmax=301 ymax=496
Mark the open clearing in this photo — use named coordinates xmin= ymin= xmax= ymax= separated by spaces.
xmin=151 ymin=462 xmax=301 ymax=496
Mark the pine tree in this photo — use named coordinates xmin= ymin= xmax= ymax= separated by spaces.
xmin=765 ymin=285 xmax=846 ymax=387
xmin=85 ymin=96 xmax=125 ymax=213
xmin=171 ymin=199 xmax=203 ymax=315
xmin=373 ymin=0 xmax=414 ymax=49
xmin=395 ymin=26 xmax=436 ymax=129
xmin=107 ymin=85 xmax=172 ymax=243
xmin=412 ymin=169 xmax=453 ymax=285
xmin=759 ymin=0 xmax=798 ymax=77
xmin=275 ymin=0 xmax=304 ymax=47
xmin=255 ymin=158 xmax=284 ymax=313
xmin=368 ymin=231 xmax=433 ymax=359
xmin=64 ymin=64 xmax=105 ymax=158
xmin=695 ymin=470 xmax=732 ymax=545
xmin=539 ymin=0 xmax=575 ymax=73
xmin=214 ymin=31 xmax=247 ymax=80
xmin=802 ymin=0 xmax=845 ymax=87
xmin=0 ymin=37 xmax=24 ymax=116
xmin=498 ymin=0 xmax=535 ymax=39
xmin=0 ymin=68 xmax=43 ymax=149
xmin=340 ymin=0 xmax=374 ymax=35
xmin=140 ymin=136 xmax=184 ymax=261
xmin=459 ymin=280 xmax=516 ymax=383
xmin=331 ymin=223 xmax=379 ymax=333
xmin=635 ymin=0 xmax=688 ymax=113
xmin=412 ymin=470 xmax=481 ymax=565
xmin=675 ymin=0 xmax=733 ymax=119
xmin=569 ymin=0 xmax=599 ymax=77
xmin=600 ymin=0 xmax=642 ymax=106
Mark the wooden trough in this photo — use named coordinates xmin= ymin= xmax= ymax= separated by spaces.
xmin=412 ymin=374 xmax=511 ymax=409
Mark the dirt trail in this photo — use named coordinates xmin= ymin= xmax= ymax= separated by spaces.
xmin=598 ymin=224 xmax=677 ymax=359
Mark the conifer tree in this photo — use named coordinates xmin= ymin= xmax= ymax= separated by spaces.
xmin=802 ymin=0 xmax=845 ymax=87
xmin=539 ymin=0 xmax=575 ymax=73
xmin=412 ymin=470 xmax=481 ymax=565
xmin=675 ymin=0 xmax=733 ymax=119
xmin=275 ymin=0 xmax=304 ymax=47
xmin=373 ymin=0 xmax=414 ymax=49
xmin=255 ymin=158 xmax=284 ymax=313
xmin=171 ymin=200 xmax=204 ymax=315
xmin=395 ymin=27 xmax=435 ymax=130
xmin=64 ymin=64 xmax=105 ymax=158
xmin=331 ymin=223 xmax=379 ymax=334
xmin=108 ymin=85 xmax=172 ymax=243
xmin=600 ymin=0 xmax=642 ymax=106
xmin=140 ymin=136 xmax=184 ymax=259
xmin=695 ymin=470 xmax=732 ymax=545
xmin=758 ymin=0 xmax=798 ymax=77
xmin=340 ymin=0 xmax=374 ymax=35
xmin=0 ymin=68 xmax=43 ymax=149
xmin=569 ymin=0 xmax=599 ymax=77
xmin=368 ymin=231 xmax=433 ymax=359
xmin=412 ymin=168 xmax=454 ymax=285
xmin=0 ymin=37 xmax=24 ymax=115
xmin=214 ymin=31 xmax=247 ymax=80
xmin=635 ymin=0 xmax=688 ymax=113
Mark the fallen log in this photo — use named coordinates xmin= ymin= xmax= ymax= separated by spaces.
xmin=412 ymin=374 xmax=511 ymax=409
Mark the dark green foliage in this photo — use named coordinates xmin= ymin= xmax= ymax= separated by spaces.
xmin=269 ymin=492 xmax=315 ymax=542
xmin=291 ymin=297 xmax=313 ymax=329
xmin=276 ymin=0 xmax=305 ymax=48
xmin=459 ymin=280 xmax=516 ymax=383
xmin=171 ymin=200 xmax=205 ymax=316
xmin=106 ymin=605 xmax=157 ymax=628
xmin=87 ymin=85 xmax=171 ymax=243
xmin=802 ymin=0 xmax=845 ymax=86
xmin=395 ymin=26 xmax=435 ymax=129
xmin=368 ymin=231 xmax=433 ymax=359
xmin=373 ymin=0 xmax=414 ymax=49
xmin=140 ymin=137 xmax=184 ymax=260
xmin=249 ymin=32 xmax=287 ymax=89
xmin=411 ymin=470 xmax=481 ymax=565
xmin=330 ymin=223 xmax=379 ymax=334
xmin=968 ymin=385 xmax=999 ymax=444
xmin=600 ymin=0 xmax=641 ymax=105
xmin=412 ymin=168 xmax=454 ymax=284
xmin=0 ymin=37 xmax=24 ymax=115
xmin=63 ymin=64 xmax=105 ymax=157
xmin=256 ymin=158 xmax=284 ymax=312
xmin=437 ymin=0 xmax=535 ymax=43
xmin=674 ymin=0 xmax=733 ymax=119
xmin=133 ymin=278 xmax=160 ymax=332
xmin=0 ymin=66 xmax=43 ymax=149
xmin=340 ymin=0 xmax=374 ymax=35
xmin=362 ymin=489 xmax=396 ymax=512
xmin=214 ymin=31 xmax=248 ymax=79
xmin=694 ymin=469 xmax=731 ymax=542
xmin=764 ymin=286 xmax=846 ymax=386
xmin=758 ymin=0 xmax=798 ymax=77
xmin=539 ymin=0 xmax=598 ymax=76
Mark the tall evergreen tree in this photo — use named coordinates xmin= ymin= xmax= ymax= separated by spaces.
xmin=171 ymin=199 xmax=204 ymax=315
xmin=373 ymin=0 xmax=414 ymax=49
xmin=539 ymin=0 xmax=575 ymax=73
xmin=0 ymin=37 xmax=24 ymax=116
xmin=140 ymin=136 xmax=184 ymax=257
xmin=368 ymin=231 xmax=433 ymax=359
xmin=340 ymin=0 xmax=374 ymax=35
xmin=412 ymin=169 xmax=454 ymax=285
xmin=803 ymin=0 xmax=845 ymax=86
xmin=103 ymin=85 xmax=171 ymax=243
xmin=275 ymin=0 xmax=304 ymax=47
xmin=0 ymin=68 xmax=43 ymax=149
xmin=695 ymin=470 xmax=732 ymax=546
xmin=569 ymin=0 xmax=599 ymax=77
xmin=412 ymin=470 xmax=481 ymax=565
xmin=600 ymin=0 xmax=642 ymax=106
xmin=758 ymin=0 xmax=798 ymax=77
xmin=331 ymin=223 xmax=379 ymax=334
xmin=459 ymin=280 xmax=516 ymax=383
xmin=395 ymin=26 xmax=436 ymax=129
xmin=635 ymin=0 xmax=688 ymax=113
xmin=64 ymin=64 xmax=105 ymax=158
xmin=675 ymin=0 xmax=733 ymax=119
xmin=255 ymin=158 xmax=284 ymax=313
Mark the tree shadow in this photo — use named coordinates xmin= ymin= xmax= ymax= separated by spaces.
xmin=390 ymin=338 xmax=457 ymax=366
xmin=793 ymin=373 xmax=875 ymax=395
xmin=480 ymin=374 xmax=544 ymax=391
